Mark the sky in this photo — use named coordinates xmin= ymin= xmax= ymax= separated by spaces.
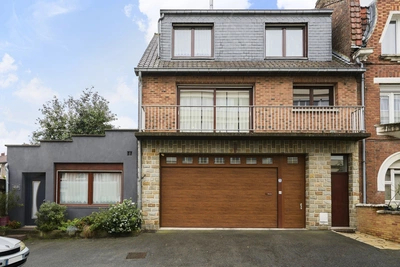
xmin=0 ymin=0 xmax=375 ymax=154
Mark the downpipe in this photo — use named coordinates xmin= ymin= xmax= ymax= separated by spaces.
xmin=357 ymin=57 xmax=367 ymax=204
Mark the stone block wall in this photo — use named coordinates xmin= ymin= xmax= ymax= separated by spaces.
xmin=140 ymin=139 xmax=359 ymax=230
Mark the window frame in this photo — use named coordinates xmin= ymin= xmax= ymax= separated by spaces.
xmin=55 ymin=163 xmax=123 ymax=206
xmin=382 ymin=19 xmax=400 ymax=55
xmin=293 ymin=86 xmax=334 ymax=107
xmin=380 ymin=86 xmax=400 ymax=124
xmin=177 ymin=86 xmax=253 ymax=132
xmin=385 ymin=168 xmax=400 ymax=203
xmin=265 ymin=24 xmax=308 ymax=59
xmin=172 ymin=24 xmax=214 ymax=59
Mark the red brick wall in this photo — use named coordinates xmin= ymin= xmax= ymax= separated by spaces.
xmin=316 ymin=0 xmax=358 ymax=58
xmin=361 ymin=1 xmax=400 ymax=203
xmin=357 ymin=206 xmax=400 ymax=243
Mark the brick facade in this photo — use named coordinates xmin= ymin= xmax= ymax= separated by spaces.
xmin=318 ymin=0 xmax=400 ymax=204
xmin=140 ymin=139 xmax=359 ymax=230
xmin=141 ymin=74 xmax=359 ymax=107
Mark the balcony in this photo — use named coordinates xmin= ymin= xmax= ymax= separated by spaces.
xmin=376 ymin=123 xmax=400 ymax=138
xmin=137 ymin=105 xmax=369 ymax=141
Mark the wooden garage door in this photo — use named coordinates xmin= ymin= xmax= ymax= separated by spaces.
xmin=161 ymin=165 xmax=278 ymax=228
xmin=160 ymin=155 xmax=305 ymax=228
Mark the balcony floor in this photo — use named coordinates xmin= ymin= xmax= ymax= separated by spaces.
xmin=135 ymin=131 xmax=371 ymax=141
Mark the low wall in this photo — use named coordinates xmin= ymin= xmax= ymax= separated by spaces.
xmin=356 ymin=204 xmax=400 ymax=243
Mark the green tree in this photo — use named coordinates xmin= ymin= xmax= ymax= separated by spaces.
xmin=31 ymin=87 xmax=116 ymax=143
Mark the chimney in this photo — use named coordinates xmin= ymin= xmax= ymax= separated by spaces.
xmin=209 ymin=0 xmax=213 ymax=9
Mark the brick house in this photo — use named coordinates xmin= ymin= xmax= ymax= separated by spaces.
xmin=316 ymin=0 xmax=400 ymax=206
xmin=134 ymin=9 xmax=369 ymax=230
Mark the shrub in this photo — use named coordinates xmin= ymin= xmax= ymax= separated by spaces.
xmin=7 ymin=220 xmax=21 ymax=229
xmin=103 ymin=199 xmax=141 ymax=234
xmin=36 ymin=202 xmax=67 ymax=232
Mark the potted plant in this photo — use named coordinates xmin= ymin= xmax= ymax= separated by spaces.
xmin=0 ymin=189 xmax=23 ymax=226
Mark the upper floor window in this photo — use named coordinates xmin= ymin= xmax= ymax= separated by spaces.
xmin=179 ymin=87 xmax=251 ymax=132
xmin=382 ymin=18 xmax=399 ymax=55
xmin=173 ymin=24 xmax=213 ymax=58
xmin=380 ymin=87 xmax=400 ymax=124
xmin=293 ymin=86 xmax=333 ymax=106
xmin=265 ymin=25 xmax=306 ymax=58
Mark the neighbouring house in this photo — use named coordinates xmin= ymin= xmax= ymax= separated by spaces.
xmin=316 ymin=0 xmax=400 ymax=206
xmin=0 ymin=153 xmax=6 ymax=192
xmin=6 ymin=130 xmax=138 ymax=226
xmin=135 ymin=9 xmax=369 ymax=230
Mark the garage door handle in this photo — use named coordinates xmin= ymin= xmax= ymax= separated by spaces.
xmin=300 ymin=203 xmax=303 ymax=210
xmin=265 ymin=192 xmax=272 ymax=196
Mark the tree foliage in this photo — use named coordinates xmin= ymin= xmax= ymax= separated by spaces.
xmin=31 ymin=88 xmax=116 ymax=143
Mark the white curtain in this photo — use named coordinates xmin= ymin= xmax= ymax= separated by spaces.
xmin=194 ymin=28 xmax=212 ymax=56
xmin=180 ymin=90 xmax=213 ymax=132
xmin=380 ymin=95 xmax=389 ymax=124
xmin=60 ymin=173 xmax=88 ymax=204
xmin=174 ymin=29 xmax=191 ymax=56
xmin=382 ymin=22 xmax=396 ymax=54
xmin=266 ymin=28 xmax=282 ymax=56
xmin=394 ymin=94 xmax=400 ymax=122
xmin=216 ymin=91 xmax=249 ymax=132
xmin=286 ymin=28 xmax=303 ymax=56
xmin=93 ymin=173 xmax=121 ymax=204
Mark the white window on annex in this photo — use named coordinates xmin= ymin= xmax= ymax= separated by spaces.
xmin=380 ymin=85 xmax=400 ymax=124
xmin=381 ymin=13 xmax=400 ymax=55
xmin=385 ymin=168 xmax=400 ymax=204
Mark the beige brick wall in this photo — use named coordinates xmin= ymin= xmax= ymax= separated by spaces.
xmin=140 ymin=139 xmax=359 ymax=230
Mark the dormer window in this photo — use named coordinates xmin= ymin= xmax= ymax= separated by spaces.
xmin=265 ymin=24 xmax=307 ymax=58
xmin=173 ymin=24 xmax=213 ymax=58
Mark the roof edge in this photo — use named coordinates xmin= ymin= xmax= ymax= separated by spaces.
xmin=159 ymin=9 xmax=333 ymax=15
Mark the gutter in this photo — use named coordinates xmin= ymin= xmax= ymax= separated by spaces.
xmin=134 ymin=67 xmax=366 ymax=73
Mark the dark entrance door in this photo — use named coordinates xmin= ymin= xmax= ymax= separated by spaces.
xmin=331 ymin=172 xmax=349 ymax=227
xmin=24 ymin=173 xmax=45 ymax=225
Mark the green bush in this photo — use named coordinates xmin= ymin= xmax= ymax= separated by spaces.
xmin=7 ymin=220 xmax=21 ymax=229
xmin=103 ymin=199 xmax=141 ymax=234
xmin=36 ymin=202 xmax=67 ymax=232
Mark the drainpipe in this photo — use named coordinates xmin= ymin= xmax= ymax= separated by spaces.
xmin=356 ymin=57 xmax=367 ymax=204
xmin=158 ymin=13 xmax=165 ymax=59
xmin=137 ymin=71 xmax=143 ymax=210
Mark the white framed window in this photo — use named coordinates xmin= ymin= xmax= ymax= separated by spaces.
xmin=381 ymin=13 xmax=400 ymax=55
xmin=173 ymin=25 xmax=213 ymax=58
xmin=385 ymin=169 xmax=400 ymax=203
xmin=380 ymin=86 xmax=400 ymax=124
xmin=265 ymin=25 xmax=306 ymax=58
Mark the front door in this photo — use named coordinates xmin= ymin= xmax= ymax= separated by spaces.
xmin=331 ymin=155 xmax=349 ymax=227
xmin=24 ymin=173 xmax=45 ymax=225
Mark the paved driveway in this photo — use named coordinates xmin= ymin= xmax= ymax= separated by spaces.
xmin=24 ymin=230 xmax=400 ymax=267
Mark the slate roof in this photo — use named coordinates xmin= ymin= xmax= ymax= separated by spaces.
xmin=135 ymin=34 xmax=364 ymax=75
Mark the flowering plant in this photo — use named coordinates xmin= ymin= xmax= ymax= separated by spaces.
xmin=103 ymin=199 xmax=141 ymax=234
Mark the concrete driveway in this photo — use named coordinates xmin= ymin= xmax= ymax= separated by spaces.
xmin=23 ymin=230 xmax=400 ymax=267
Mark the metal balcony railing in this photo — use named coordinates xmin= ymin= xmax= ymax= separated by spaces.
xmin=140 ymin=105 xmax=365 ymax=133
